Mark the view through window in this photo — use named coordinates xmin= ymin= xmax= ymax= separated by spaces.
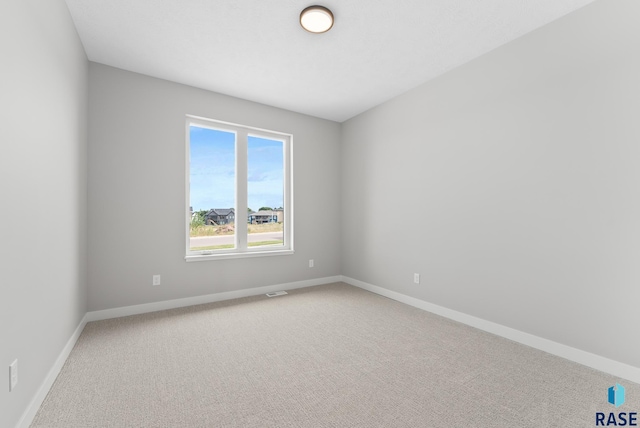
xmin=186 ymin=117 xmax=291 ymax=259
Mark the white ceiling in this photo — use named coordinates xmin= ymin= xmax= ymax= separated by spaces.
xmin=64 ymin=0 xmax=595 ymax=122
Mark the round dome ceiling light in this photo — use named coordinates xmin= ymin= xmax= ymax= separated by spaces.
xmin=300 ymin=5 xmax=334 ymax=33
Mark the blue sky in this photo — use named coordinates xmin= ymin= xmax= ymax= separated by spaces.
xmin=190 ymin=126 xmax=284 ymax=212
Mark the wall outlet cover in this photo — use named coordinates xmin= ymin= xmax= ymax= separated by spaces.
xmin=9 ymin=359 xmax=18 ymax=392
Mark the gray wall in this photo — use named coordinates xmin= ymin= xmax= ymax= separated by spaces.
xmin=0 ymin=0 xmax=88 ymax=426
xmin=341 ymin=0 xmax=640 ymax=368
xmin=88 ymin=64 xmax=341 ymax=311
xmin=3 ymin=2 xmax=639 ymax=425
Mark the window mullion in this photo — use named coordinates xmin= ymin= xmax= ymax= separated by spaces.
xmin=236 ymin=130 xmax=249 ymax=250
xmin=284 ymin=138 xmax=292 ymax=251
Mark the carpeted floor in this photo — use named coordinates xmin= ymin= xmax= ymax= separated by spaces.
xmin=32 ymin=283 xmax=638 ymax=427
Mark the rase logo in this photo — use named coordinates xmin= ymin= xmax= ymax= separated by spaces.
xmin=596 ymin=384 xmax=637 ymax=426
xmin=610 ymin=384 xmax=627 ymax=408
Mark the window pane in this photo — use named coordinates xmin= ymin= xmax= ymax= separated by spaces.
xmin=189 ymin=126 xmax=236 ymax=251
xmin=247 ymin=136 xmax=284 ymax=248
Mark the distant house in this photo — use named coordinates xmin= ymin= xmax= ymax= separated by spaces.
xmin=205 ymin=208 xmax=235 ymax=225
xmin=248 ymin=209 xmax=283 ymax=224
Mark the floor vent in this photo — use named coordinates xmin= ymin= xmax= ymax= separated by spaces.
xmin=266 ymin=291 xmax=288 ymax=297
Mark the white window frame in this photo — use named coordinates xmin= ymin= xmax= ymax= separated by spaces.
xmin=185 ymin=115 xmax=293 ymax=261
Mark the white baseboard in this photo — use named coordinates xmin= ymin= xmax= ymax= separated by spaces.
xmin=86 ymin=276 xmax=342 ymax=322
xmin=341 ymin=275 xmax=640 ymax=384
xmin=18 ymin=274 xmax=637 ymax=428
xmin=16 ymin=276 xmax=341 ymax=428
xmin=16 ymin=313 xmax=89 ymax=428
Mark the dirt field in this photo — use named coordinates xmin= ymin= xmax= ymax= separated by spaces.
xmin=190 ymin=222 xmax=283 ymax=237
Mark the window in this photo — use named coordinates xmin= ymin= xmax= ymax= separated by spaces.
xmin=185 ymin=116 xmax=293 ymax=261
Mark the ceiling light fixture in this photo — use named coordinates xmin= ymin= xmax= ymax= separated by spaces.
xmin=300 ymin=5 xmax=334 ymax=34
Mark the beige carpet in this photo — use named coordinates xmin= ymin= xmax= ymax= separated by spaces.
xmin=32 ymin=283 xmax=638 ymax=427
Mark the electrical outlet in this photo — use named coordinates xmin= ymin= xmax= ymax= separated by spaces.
xmin=9 ymin=359 xmax=17 ymax=392
xmin=309 ymin=259 xmax=314 ymax=268
xmin=414 ymin=273 xmax=420 ymax=284
xmin=152 ymin=275 xmax=161 ymax=286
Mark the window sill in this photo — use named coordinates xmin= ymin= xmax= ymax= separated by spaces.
xmin=185 ymin=249 xmax=294 ymax=262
